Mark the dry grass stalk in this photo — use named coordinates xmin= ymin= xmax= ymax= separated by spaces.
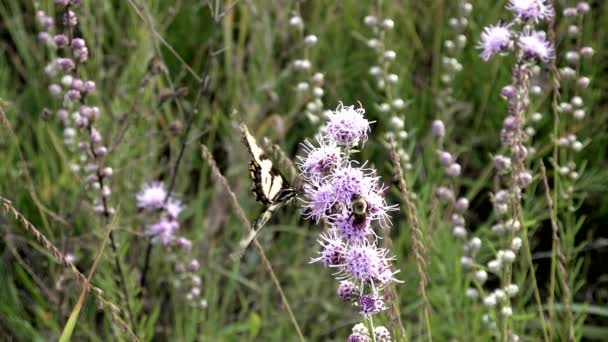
xmin=539 ymin=162 xmax=574 ymax=341
xmin=0 ymin=196 xmax=137 ymax=340
xmin=388 ymin=139 xmax=432 ymax=341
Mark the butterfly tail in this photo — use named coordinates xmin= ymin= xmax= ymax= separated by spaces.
xmin=230 ymin=202 xmax=284 ymax=261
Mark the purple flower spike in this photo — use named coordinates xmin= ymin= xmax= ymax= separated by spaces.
xmin=325 ymin=103 xmax=371 ymax=146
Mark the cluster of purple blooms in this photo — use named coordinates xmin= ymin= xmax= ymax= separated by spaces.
xmin=299 ymin=104 xmax=399 ymax=339
xmin=136 ymin=182 xmax=205 ymax=307
xmin=478 ymin=0 xmax=554 ymax=62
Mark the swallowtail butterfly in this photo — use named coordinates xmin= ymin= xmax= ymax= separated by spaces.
xmin=231 ymin=123 xmax=296 ymax=259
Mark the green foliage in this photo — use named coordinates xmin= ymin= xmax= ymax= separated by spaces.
xmin=0 ymin=0 xmax=607 ymax=341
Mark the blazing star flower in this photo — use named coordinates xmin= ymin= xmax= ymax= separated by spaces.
xmin=147 ymin=218 xmax=179 ymax=245
xmin=334 ymin=210 xmax=373 ymax=243
xmin=310 ymin=229 xmax=345 ymax=266
xmin=165 ymin=198 xmax=183 ymax=219
xmin=325 ymin=103 xmax=371 ymax=146
xmin=507 ymin=0 xmax=554 ymax=23
xmin=348 ymin=333 xmax=371 ymax=342
xmin=358 ymin=294 xmax=387 ymax=315
xmin=373 ymin=326 xmax=392 ymax=342
xmin=298 ymin=138 xmax=342 ymax=178
xmin=518 ymin=31 xmax=553 ymax=61
xmin=337 ymin=280 xmax=357 ymax=301
xmin=478 ymin=24 xmax=512 ymax=61
xmin=340 ymin=243 xmax=383 ymax=283
xmin=330 ymin=165 xmax=378 ymax=204
xmin=360 ymin=186 xmax=397 ymax=228
xmin=302 ymin=182 xmax=338 ymax=223
xmin=136 ymin=181 xmax=167 ymax=209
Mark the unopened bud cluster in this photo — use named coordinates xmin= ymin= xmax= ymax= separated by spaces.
xmin=288 ymin=15 xmax=326 ymax=125
xmin=437 ymin=1 xmax=473 ymax=112
xmin=363 ymin=13 xmax=410 ymax=169
xmin=554 ymin=2 xmax=592 ymax=205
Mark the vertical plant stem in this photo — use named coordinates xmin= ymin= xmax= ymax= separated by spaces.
xmin=545 ymin=1 xmax=560 ymax=336
xmin=540 ymin=163 xmax=575 ymax=341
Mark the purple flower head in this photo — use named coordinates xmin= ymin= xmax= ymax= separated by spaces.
xmin=341 ymin=243 xmax=383 ymax=282
xmin=147 ymin=218 xmax=179 ymax=245
xmin=374 ymin=326 xmax=392 ymax=342
xmin=330 ymin=165 xmax=378 ymax=204
xmin=165 ymin=198 xmax=183 ymax=219
xmin=348 ymin=333 xmax=371 ymax=342
xmin=518 ymin=31 xmax=554 ymax=62
xmin=136 ymin=181 xmax=167 ymax=210
xmin=302 ymin=182 xmax=338 ymax=223
xmin=298 ymin=138 xmax=342 ymax=178
xmin=478 ymin=24 xmax=512 ymax=61
xmin=507 ymin=0 xmax=554 ymax=23
xmin=335 ymin=209 xmax=373 ymax=243
xmin=310 ymin=229 xmax=345 ymax=266
xmin=337 ymin=280 xmax=357 ymax=302
xmin=358 ymin=294 xmax=387 ymax=315
xmin=325 ymin=103 xmax=371 ymax=146
xmin=359 ymin=186 xmax=397 ymax=228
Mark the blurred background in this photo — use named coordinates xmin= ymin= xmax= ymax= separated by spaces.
xmin=1 ymin=0 xmax=607 ymax=340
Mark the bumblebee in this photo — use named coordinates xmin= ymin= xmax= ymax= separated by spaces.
xmin=351 ymin=195 xmax=368 ymax=225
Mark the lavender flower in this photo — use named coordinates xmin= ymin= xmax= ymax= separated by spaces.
xmin=337 ymin=281 xmax=357 ymax=301
xmin=507 ymin=0 xmax=553 ymax=23
xmin=147 ymin=218 xmax=179 ymax=245
xmin=348 ymin=333 xmax=371 ymax=342
xmin=518 ymin=31 xmax=554 ymax=61
xmin=478 ymin=24 xmax=512 ymax=61
xmin=310 ymin=230 xmax=345 ymax=266
xmin=298 ymin=138 xmax=342 ymax=178
xmin=136 ymin=182 xmax=168 ymax=210
xmin=325 ymin=104 xmax=371 ymax=146
xmin=358 ymin=294 xmax=387 ymax=315
xmin=330 ymin=165 xmax=378 ymax=204
xmin=302 ymin=182 xmax=338 ymax=223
